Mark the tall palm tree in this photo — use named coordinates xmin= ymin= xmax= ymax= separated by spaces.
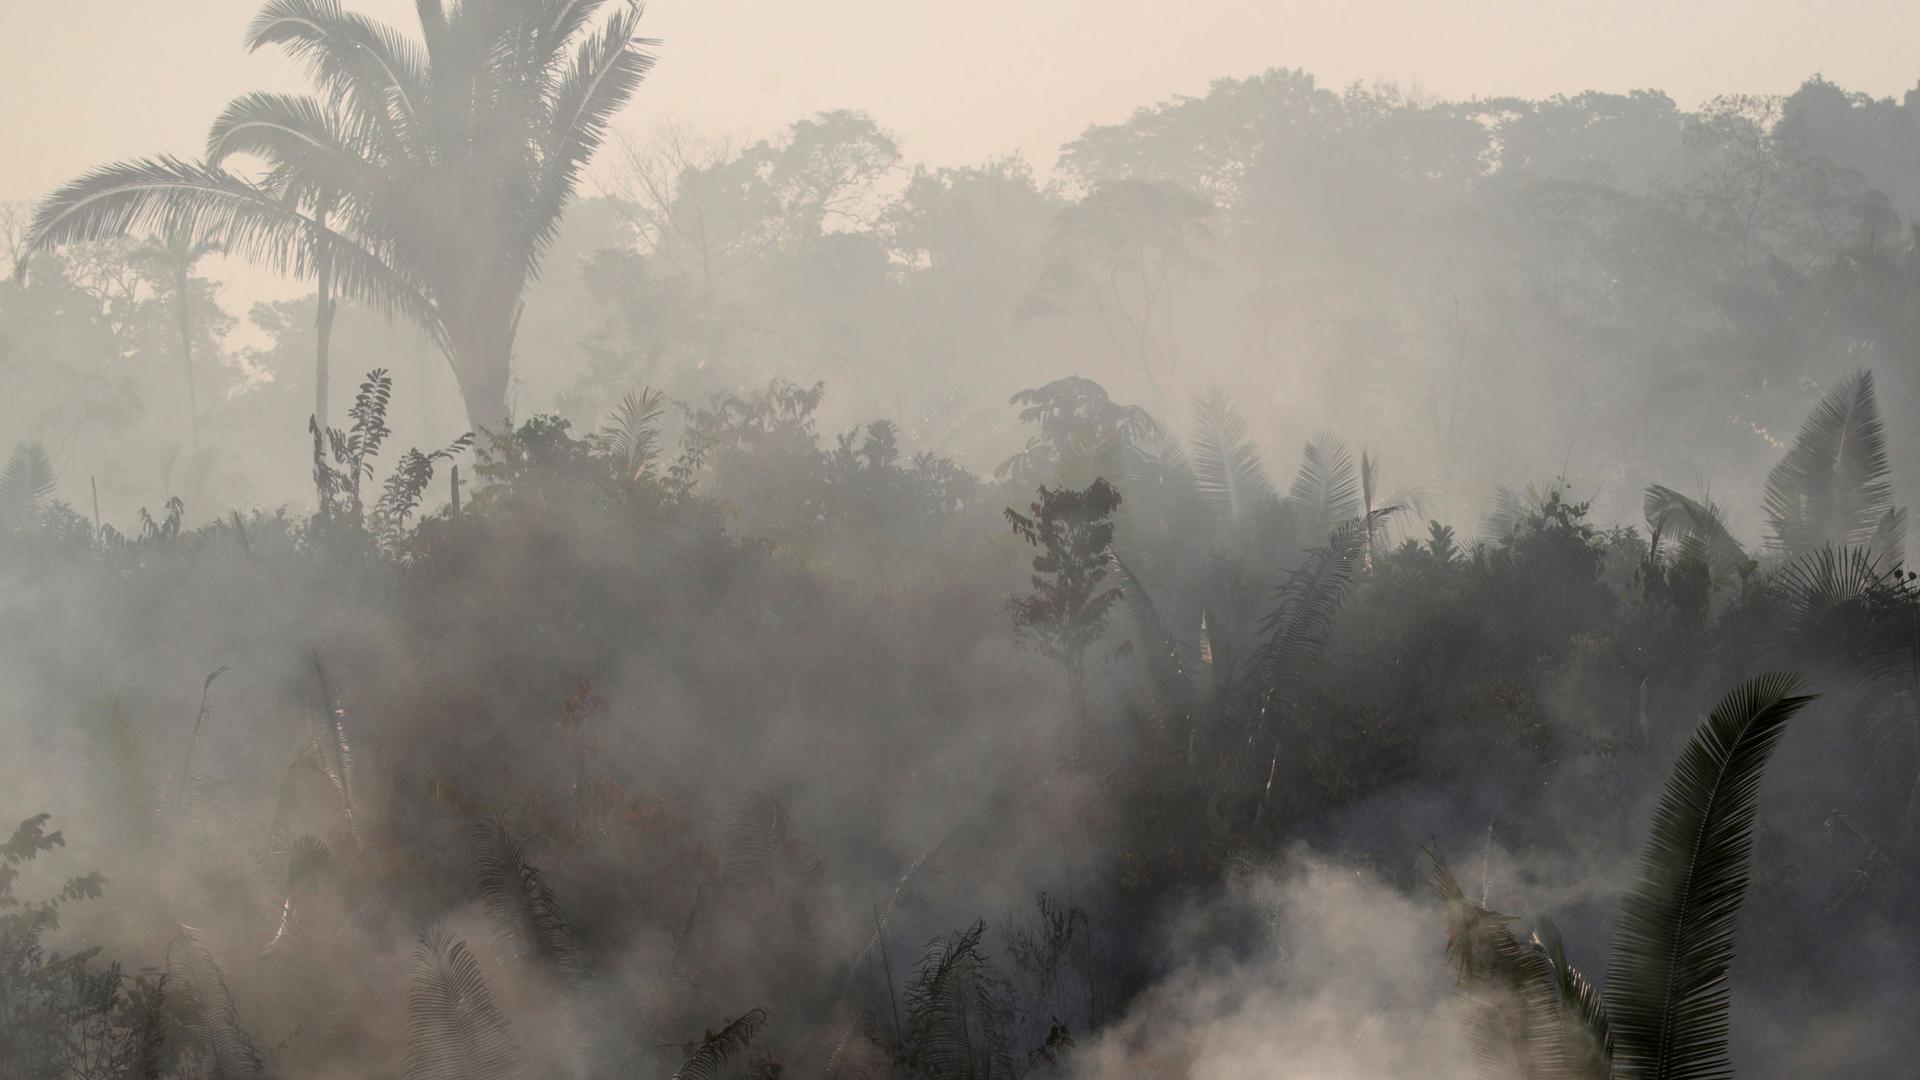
xmin=21 ymin=0 xmax=657 ymax=434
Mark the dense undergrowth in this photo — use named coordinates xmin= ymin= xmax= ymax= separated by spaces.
xmin=2 ymin=363 xmax=1917 ymax=1078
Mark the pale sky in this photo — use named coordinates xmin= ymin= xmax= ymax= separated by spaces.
xmin=6 ymin=0 xmax=1918 ymax=308
xmin=8 ymin=0 xmax=1920 ymax=202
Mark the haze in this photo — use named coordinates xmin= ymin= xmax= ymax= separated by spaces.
xmin=4 ymin=2 xmax=1920 ymax=1078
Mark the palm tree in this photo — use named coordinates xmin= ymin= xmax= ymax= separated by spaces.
xmin=199 ymin=89 xmax=352 ymax=431
xmin=21 ymin=0 xmax=657 ymax=434
xmin=1112 ymin=512 xmax=1389 ymax=839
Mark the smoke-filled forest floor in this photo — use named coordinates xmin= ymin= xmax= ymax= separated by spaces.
xmin=3 ymin=364 xmax=1918 ymax=1079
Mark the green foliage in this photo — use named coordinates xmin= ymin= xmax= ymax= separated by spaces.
xmin=0 ymin=815 xmax=164 ymax=1078
xmin=1006 ymin=479 xmax=1126 ymax=711
xmin=996 ymin=376 xmax=1158 ymax=485
xmin=309 ymin=369 xmax=470 ymax=551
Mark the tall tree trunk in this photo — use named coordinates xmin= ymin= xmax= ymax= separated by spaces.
xmin=174 ymin=265 xmax=200 ymax=452
xmin=454 ymin=357 xmax=512 ymax=437
xmin=313 ymin=219 xmax=336 ymax=433
xmin=446 ymin=308 xmax=515 ymax=436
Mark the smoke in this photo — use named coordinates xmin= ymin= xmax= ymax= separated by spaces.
xmin=1072 ymin=850 xmax=1470 ymax=1080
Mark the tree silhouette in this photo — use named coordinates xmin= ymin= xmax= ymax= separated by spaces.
xmin=22 ymin=0 xmax=657 ymax=433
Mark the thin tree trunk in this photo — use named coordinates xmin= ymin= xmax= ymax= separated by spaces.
xmin=175 ymin=265 xmax=199 ymax=452
xmin=314 ymin=221 xmax=336 ymax=433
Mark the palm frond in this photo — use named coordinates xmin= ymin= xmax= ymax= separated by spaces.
xmin=307 ymin=660 xmax=358 ymax=843
xmin=263 ymin=834 xmax=333 ymax=956
xmin=530 ymin=1 xmax=656 ymax=275
xmin=1430 ymin=853 xmax=1580 ymax=1080
xmin=535 ymin=1 xmax=619 ymax=75
xmin=1603 ymin=672 xmax=1816 ymax=1080
xmin=1482 ymin=485 xmax=1527 ymax=545
xmin=593 ymin=386 xmax=666 ymax=481
xmin=720 ymin=790 xmax=822 ymax=902
xmin=903 ymin=921 xmax=1014 ymax=1080
xmin=1645 ymin=485 xmax=1750 ymax=588
xmin=469 ymin=817 xmax=581 ymax=984
xmin=1248 ymin=512 xmax=1379 ymax=716
xmin=1287 ymin=432 xmax=1360 ymax=542
xmin=671 ymin=1008 xmax=768 ymax=1080
xmin=264 ymin=741 xmax=321 ymax=871
xmin=1109 ymin=546 xmax=1193 ymax=710
xmin=1764 ymin=370 xmax=1900 ymax=560
xmin=1127 ymin=421 xmax=1195 ymax=491
xmin=23 ymin=155 xmax=438 ymax=332
xmin=1763 ymin=546 xmax=1916 ymax=684
xmin=167 ymin=930 xmax=269 ymax=1079
xmin=0 ymin=441 xmax=56 ymax=528
xmin=246 ymin=0 xmax=428 ymax=164
xmin=1056 ymin=427 xmax=1128 ymax=490
xmin=404 ymin=926 xmax=521 ymax=1080
xmin=1188 ymin=387 xmax=1275 ymax=522
xmin=1535 ymin=920 xmax=1613 ymax=1079
xmin=205 ymin=91 xmax=382 ymax=211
